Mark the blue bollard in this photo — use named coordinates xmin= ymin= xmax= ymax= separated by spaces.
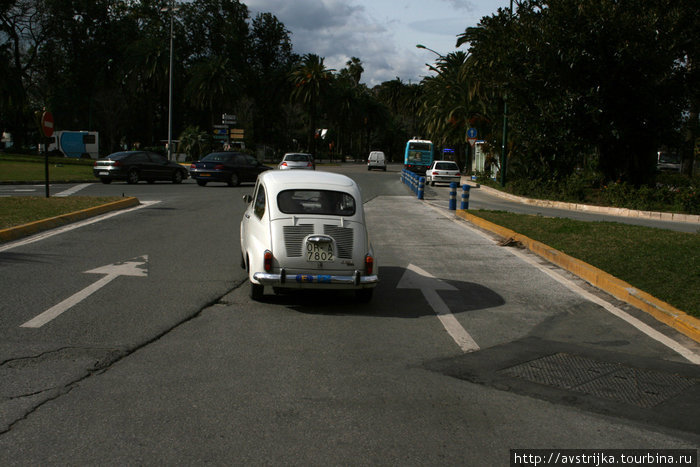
xmin=418 ymin=177 xmax=425 ymax=200
xmin=461 ymin=184 xmax=470 ymax=209
xmin=449 ymin=182 xmax=457 ymax=210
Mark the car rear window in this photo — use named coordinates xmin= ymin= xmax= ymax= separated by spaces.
xmin=436 ymin=162 xmax=459 ymax=170
xmin=277 ymin=190 xmax=356 ymax=216
xmin=201 ymin=152 xmax=235 ymax=162
xmin=108 ymin=152 xmax=136 ymax=161
xmin=284 ymin=154 xmax=311 ymax=162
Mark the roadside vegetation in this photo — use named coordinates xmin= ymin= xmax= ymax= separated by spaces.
xmin=2 ymin=0 xmax=697 ymax=204
xmin=0 ymin=154 xmax=94 ymax=182
xmin=468 ymin=210 xmax=700 ymax=318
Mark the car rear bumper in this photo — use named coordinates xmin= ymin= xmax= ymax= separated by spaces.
xmin=189 ymin=170 xmax=229 ymax=181
xmin=93 ymin=168 xmax=125 ymax=179
xmin=253 ymin=270 xmax=378 ymax=288
xmin=429 ymin=175 xmax=461 ymax=184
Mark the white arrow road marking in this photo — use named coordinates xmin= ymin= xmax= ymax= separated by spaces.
xmin=20 ymin=255 xmax=148 ymax=329
xmin=397 ymin=263 xmax=480 ymax=353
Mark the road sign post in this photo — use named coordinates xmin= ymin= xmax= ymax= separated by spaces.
xmin=41 ymin=111 xmax=54 ymax=198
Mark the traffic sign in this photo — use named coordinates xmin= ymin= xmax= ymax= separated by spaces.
xmin=41 ymin=111 xmax=54 ymax=138
xmin=467 ymin=127 xmax=477 ymax=139
xmin=222 ymin=113 xmax=237 ymax=125
xmin=468 ymin=138 xmax=477 ymax=147
xmin=230 ymin=129 xmax=244 ymax=139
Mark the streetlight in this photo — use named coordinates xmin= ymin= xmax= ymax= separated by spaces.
xmin=416 ymin=43 xmax=444 ymax=58
xmin=162 ymin=0 xmax=179 ymax=161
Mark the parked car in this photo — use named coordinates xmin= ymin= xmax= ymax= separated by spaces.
xmin=425 ymin=160 xmax=461 ymax=186
xmin=240 ymin=170 xmax=378 ymax=302
xmin=190 ymin=152 xmax=270 ymax=186
xmin=367 ymin=151 xmax=386 ymax=171
xmin=279 ymin=152 xmax=315 ymax=170
xmin=93 ymin=151 xmax=188 ymax=184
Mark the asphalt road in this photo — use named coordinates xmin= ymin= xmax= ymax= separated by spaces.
xmin=1 ymin=164 xmax=699 ymax=464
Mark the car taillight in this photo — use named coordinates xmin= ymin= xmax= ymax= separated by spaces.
xmin=190 ymin=163 xmax=196 ymax=169
xmin=113 ymin=161 xmax=121 ymax=167
xmin=215 ymin=164 xmax=224 ymax=170
xmin=365 ymin=255 xmax=374 ymax=275
xmin=264 ymin=250 xmax=273 ymax=272
xmin=281 ymin=162 xmax=287 ymax=167
xmin=307 ymin=162 xmax=313 ymax=167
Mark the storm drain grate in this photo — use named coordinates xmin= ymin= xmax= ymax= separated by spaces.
xmin=500 ymin=353 xmax=698 ymax=408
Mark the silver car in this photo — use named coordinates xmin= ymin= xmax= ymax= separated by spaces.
xmin=240 ymin=170 xmax=378 ymax=302
xmin=278 ymin=152 xmax=315 ymax=170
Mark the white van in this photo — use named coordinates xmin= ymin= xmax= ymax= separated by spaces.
xmin=367 ymin=151 xmax=386 ymax=171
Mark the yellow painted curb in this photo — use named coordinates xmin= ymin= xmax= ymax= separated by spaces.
xmin=456 ymin=210 xmax=700 ymax=344
xmin=0 ymin=197 xmax=140 ymax=243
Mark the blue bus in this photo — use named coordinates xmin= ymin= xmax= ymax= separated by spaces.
xmin=403 ymin=139 xmax=434 ymax=174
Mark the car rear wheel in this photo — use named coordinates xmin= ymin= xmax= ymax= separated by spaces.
xmin=228 ymin=172 xmax=240 ymax=187
xmin=250 ymin=282 xmax=264 ymax=300
xmin=100 ymin=178 xmax=112 ymax=184
xmin=196 ymin=180 xmax=207 ymax=186
xmin=127 ymin=169 xmax=139 ymax=184
xmin=172 ymin=170 xmax=183 ymax=184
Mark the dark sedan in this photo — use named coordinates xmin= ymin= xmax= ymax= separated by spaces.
xmin=189 ymin=152 xmax=270 ymax=187
xmin=93 ymin=151 xmax=188 ymax=184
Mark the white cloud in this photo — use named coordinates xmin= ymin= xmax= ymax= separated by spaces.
xmin=244 ymin=0 xmax=494 ymax=86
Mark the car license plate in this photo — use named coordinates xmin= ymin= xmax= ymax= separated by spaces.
xmin=306 ymin=242 xmax=334 ymax=262
xmin=98 ymin=171 xmax=108 ymax=176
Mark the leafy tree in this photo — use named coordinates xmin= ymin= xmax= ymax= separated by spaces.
xmin=459 ymin=0 xmax=696 ymax=185
xmin=289 ymin=53 xmax=334 ymax=155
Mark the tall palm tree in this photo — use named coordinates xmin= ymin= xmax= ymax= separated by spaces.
xmin=419 ymin=51 xmax=486 ymax=169
xmin=289 ymin=54 xmax=334 ymax=154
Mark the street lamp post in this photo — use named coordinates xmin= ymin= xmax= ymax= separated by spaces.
xmin=500 ymin=0 xmax=514 ymax=187
xmin=163 ymin=0 xmax=177 ymax=161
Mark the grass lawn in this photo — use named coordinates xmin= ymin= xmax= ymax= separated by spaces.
xmin=0 ymin=196 xmax=122 ymax=230
xmin=468 ymin=210 xmax=700 ymax=317
xmin=0 ymin=160 xmax=94 ymax=182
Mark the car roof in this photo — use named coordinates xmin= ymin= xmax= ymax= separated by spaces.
xmin=260 ymin=170 xmax=357 ymax=193
xmin=433 ymin=160 xmax=458 ymax=165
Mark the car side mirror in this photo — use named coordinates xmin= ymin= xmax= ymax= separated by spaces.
xmin=243 ymin=194 xmax=253 ymax=204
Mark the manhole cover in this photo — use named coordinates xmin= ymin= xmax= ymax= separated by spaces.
xmin=500 ymin=353 xmax=698 ymax=408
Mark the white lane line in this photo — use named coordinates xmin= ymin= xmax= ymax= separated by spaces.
xmin=427 ymin=204 xmax=700 ymax=365
xmin=507 ymin=247 xmax=700 ymax=365
xmin=21 ymin=274 xmax=118 ymax=328
xmin=0 ymin=201 xmax=161 ymax=253
xmin=55 ymin=183 xmax=91 ymax=197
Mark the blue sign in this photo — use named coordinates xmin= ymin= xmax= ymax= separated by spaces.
xmin=467 ymin=127 xmax=477 ymax=138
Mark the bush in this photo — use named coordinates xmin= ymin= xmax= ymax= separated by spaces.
xmin=500 ymin=172 xmax=699 ymax=215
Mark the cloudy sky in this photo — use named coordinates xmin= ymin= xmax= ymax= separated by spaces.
xmin=243 ymin=0 xmax=508 ymax=87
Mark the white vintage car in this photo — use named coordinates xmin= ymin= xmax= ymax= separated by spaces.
xmin=240 ymin=170 xmax=379 ymax=301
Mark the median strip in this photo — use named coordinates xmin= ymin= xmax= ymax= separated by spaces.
xmin=0 ymin=197 xmax=140 ymax=243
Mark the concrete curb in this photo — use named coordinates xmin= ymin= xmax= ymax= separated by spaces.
xmin=460 ymin=177 xmax=700 ymax=225
xmin=0 ymin=197 xmax=140 ymax=243
xmin=456 ymin=209 xmax=700 ymax=345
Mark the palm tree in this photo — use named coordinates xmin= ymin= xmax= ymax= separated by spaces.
xmin=289 ymin=54 xmax=334 ymax=154
xmin=419 ymin=51 xmax=486 ymax=170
